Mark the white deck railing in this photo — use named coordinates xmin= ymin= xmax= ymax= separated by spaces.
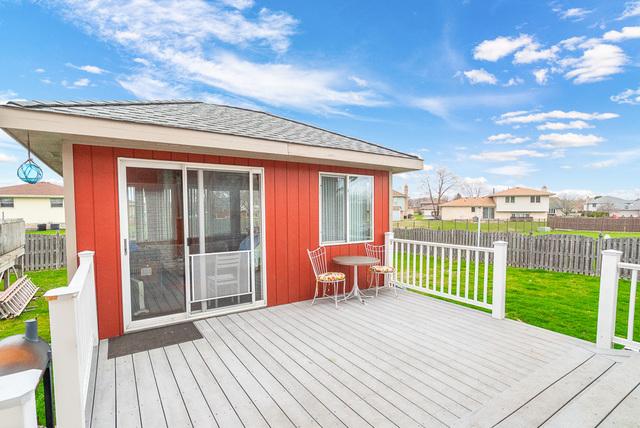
xmin=45 ymin=251 xmax=98 ymax=428
xmin=385 ymin=232 xmax=507 ymax=319
xmin=597 ymin=249 xmax=640 ymax=351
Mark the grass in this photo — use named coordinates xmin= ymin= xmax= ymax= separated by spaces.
xmin=26 ymin=229 xmax=66 ymax=235
xmin=0 ymin=268 xmax=67 ymax=425
xmin=393 ymin=219 xmax=640 ymax=238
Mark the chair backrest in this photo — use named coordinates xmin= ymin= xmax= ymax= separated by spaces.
xmin=365 ymin=243 xmax=385 ymax=265
xmin=307 ymin=247 xmax=328 ymax=278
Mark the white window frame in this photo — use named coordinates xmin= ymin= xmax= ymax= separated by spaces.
xmin=319 ymin=172 xmax=375 ymax=246
xmin=530 ymin=195 xmax=541 ymax=203
xmin=50 ymin=197 xmax=64 ymax=208
xmin=505 ymin=196 xmax=516 ymax=203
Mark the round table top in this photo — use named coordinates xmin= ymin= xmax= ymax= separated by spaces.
xmin=332 ymin=255 xmax=379 ymax=266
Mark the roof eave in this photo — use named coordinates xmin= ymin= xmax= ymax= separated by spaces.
xmin=0 ymin=106 xmax=423 ymax=174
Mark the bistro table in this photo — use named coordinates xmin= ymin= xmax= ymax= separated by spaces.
xmin=332 ymin=255 xmax=379 ymax=304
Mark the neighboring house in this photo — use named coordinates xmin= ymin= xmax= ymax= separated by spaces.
xmin=392 ymin=184 xmax=410 ymax=220
xmin=439 ymin=196 xmax=496 ymax=220
xmin=0 ymin=100 xmax=422 ymax=339
xmin=548 ymin=197 xmax=582 ymax=217
xmin=409 ymin=196 xmax=438 ymax=218
xmin=440 ymin=186 xmax=552 ymax=220
xmin=583 ymin=196 xmax=640 ymax=217
xmin=0 ymin=182 xmax=65 ymax=227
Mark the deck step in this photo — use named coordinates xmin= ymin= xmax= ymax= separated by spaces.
xmin=544 ymin=354 xmax=640 ymax=427
xmin=453 ymin=347 xmax=594 ymax=427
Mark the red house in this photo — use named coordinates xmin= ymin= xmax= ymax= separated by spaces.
xmin=0 ymin=100 xmax=422 ymax=339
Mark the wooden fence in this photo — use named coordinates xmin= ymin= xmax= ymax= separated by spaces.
xmin=549 ymin=216 xmax=640 ymax=232
xmin=393 ymin=228 xmax=640 ymax=278
xmin=24 ymin=233 xmax=66 ymax=271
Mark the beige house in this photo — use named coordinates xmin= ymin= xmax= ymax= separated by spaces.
xmin=392 ymin=185 xmax=410 ymax=220
xmin=440 ymin=186 xmax=552 ymax=221
xmin=0 ymin=182 xmax=65 ymax=227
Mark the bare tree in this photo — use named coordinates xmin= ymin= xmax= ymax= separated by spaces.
xmin=553 ymin=196 xmax=583 ymax=216
xmin=459 ymin=180 xmax=488 ymax=198
xmin=422 ymin=167 xmax=458 ymax=219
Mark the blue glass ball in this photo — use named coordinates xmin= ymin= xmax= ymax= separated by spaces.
xmin=17 ymin=159 xmax=43 ymax=184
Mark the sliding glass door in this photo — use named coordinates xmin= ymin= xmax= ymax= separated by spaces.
xmin=119 ymin=159 xmax=265 ymax=331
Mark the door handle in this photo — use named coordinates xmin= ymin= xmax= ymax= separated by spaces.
xmin=124 ymin=238 xmax=128 ymax=256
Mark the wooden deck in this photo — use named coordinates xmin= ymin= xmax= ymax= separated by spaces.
xmin=88 ymin=292 xmax=640 ymax=427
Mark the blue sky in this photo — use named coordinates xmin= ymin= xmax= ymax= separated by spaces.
xmin=0 ymin=0 xmax=639 ymax=199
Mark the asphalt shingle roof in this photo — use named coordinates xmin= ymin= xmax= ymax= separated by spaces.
xmin=6 ymin=100 xmax=417 ymax=159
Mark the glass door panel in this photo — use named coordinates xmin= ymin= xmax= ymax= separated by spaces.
xmin=125 ymin=167 xmax=185 ymax=322
xmin=187 ymin=169 xmax=262 ymax=313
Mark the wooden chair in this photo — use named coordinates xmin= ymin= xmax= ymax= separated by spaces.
xmin=365 ymin=243 xmax=397 ymax=297
xmin=307 ymin=247 xmax=346 ymax=308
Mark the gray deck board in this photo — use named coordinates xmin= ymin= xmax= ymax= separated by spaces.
xmin=90 ymin=291 xmax=638 ymax=427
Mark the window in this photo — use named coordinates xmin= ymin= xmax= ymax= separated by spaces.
xmin=505 ymin=196 xmax=516 ymax=203
xmin=50 ymin=198 xmax=63 ymax=208
xmin=530 ymin=196 xmax=541 ymax=203
xmin=0 ymin=198 xmax=14 ymax=208
xmin=320 ymin=173 xmax=373 ymax=244
xmin=471 ymin=207 xmax=476 ymax=212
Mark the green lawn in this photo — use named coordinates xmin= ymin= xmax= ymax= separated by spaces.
xmin=393 ymin=219 xmax=640 ymax=238
xmin=0 ymin=269 xmax=67 ymax=425
xmin=26 ymin=229 xmax=66 ymax=235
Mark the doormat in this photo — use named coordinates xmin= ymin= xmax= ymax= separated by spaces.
xmin=108 ymin=322 xmax=203 ymax=359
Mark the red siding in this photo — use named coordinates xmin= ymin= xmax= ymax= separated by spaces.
xmin=73 ymin=145 xmax=391 ymax=339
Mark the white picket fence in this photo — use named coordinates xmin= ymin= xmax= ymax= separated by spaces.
xmin=385 ymin=232 xmax=507 ymax=319
xmin=597 ymin=249 xmax=640 ymax=352
xmin=44 ymin=251 xmax=98 ymax=428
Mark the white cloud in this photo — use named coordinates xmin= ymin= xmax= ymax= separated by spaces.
xmin=0 ymin=153 xmax=17 ymax=162
xmin=514 ymin=44 xmax=559 ymax=64
xmin=462 ymin=68 xmax=497 ymax=85
xmin=559 ymin=36 xmax=587 ymax=51
xmin=118 ymin=74 xmax=187 ymax=99
xmin=486 ymin=133 xmax=529 ymax=144
xmin=413 ymin=92 xmax=533 ymax=121
xmin=503 ymin=77 xmax=524 ymax=87
xmin=618 ymin=1 xmax=640 ymax=20
xmin=487 ymin=163 xmax=537 ymax=177
xmin=558 ymin=8 xmax=592 ymax=21
xmin=67 ymin=63 xmax=107 ymax=74
xmin=51 ymin=0 xmax=381 ymax=113
xmin=471 ymin=149 xmax=545 ymax=162
xmin=536 ymin=133 xmax=604 ymax=149
xmin=586 ymin=148 xmax=640 ymax=168
xmin=34 ymin=68 xmax=46 ymax=73
xmin=496 ymin=110 xmax=619 ymax=125
xmin=611 ymin=87 xmax=640 ymax=105
xmin=473 ymin=34 xmax=533 ymax=62
xmin=0 ymin=90 xmax=18 ymax=104
xmin=349 ymin=76 xmax=368 ymax=88
xmin=74 ymin=78 xmax=90 ymax=87
xmin=219 ymin=0 xmax=254 ymax=9
xmin=603 ymin=26 xmax=640 ymax=42
xmin=560 ymin=43 xmax=628 ymax=84
xmin=533 ymin=68 xmax=549 ymax=85
xmin=536 ymin=120 xmax=592 ymax=130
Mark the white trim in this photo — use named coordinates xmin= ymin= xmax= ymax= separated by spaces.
xmin=62 ymin=142 xmax=78 ymax=280
xmin=118 ymin=157 xmax=268 ymax=332
xmin=318 ymin=171 xmax=375 ymax=246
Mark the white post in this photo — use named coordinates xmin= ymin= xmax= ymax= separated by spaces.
xmin=385 ymin=232 xmax=394 ymax=286
xmin=597 ymin=249 xmax=622 ymax=350
xmin=492 ymin=241 xmax=507 ymax=319
xmin=44 ymin=251 xmax=97 ymax=428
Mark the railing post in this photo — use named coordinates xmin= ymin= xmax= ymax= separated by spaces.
xmin=597 ymin=249 xmax=622 ymax=350
xmin=44 ymin=250 xmax=96 ymax=428
xmin=492 ymin=241 xmax=508 ymax=319
xmin=385 ymin=232 xmax=394 ymax=286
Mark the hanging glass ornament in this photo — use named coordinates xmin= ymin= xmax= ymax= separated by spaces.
xmin=17 ymin=132 xmax=43 ymax=184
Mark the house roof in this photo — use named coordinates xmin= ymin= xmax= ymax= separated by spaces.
xmin=392 ymin=190 xmax=407 ymax=197
xmin=0 ymin=182 xmax=63 ymax=197
xmin=440 ymin=197 xmax=496 ymax=208
xmin=492 ymin=187 xmax=553 ymax=197
xmin=5 ymin=100 xmax=418 ymax=160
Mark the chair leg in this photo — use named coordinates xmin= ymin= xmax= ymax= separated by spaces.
xmin=312 ymin=280 xmax=319 ymax=305
xmin=334 ymin=281 xmax=339 ymax=309
xmin=391 ymin=274 xmax=398 ymax=298
xmin=375 ymin=273 xmax=380 ymax=297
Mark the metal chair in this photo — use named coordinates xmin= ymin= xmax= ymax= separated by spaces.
xmin=307 ymin=247 xmax=346 ymax=308
xmin=365 ymin=243 xmax=398 ymax=297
